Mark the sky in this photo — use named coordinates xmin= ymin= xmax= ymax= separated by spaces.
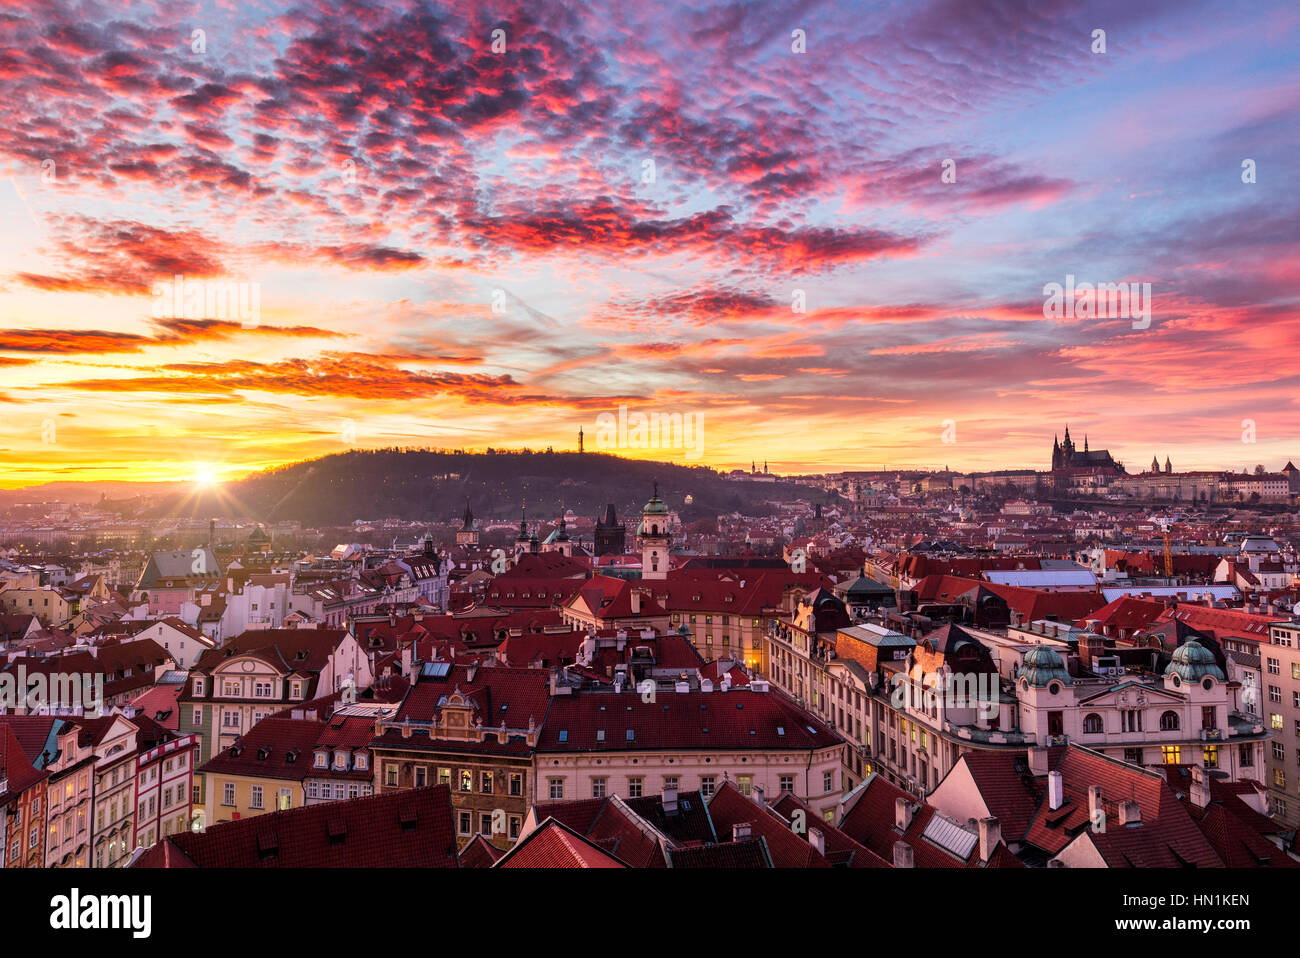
xmin=0 ymin=0 xmax=1297 ymax=487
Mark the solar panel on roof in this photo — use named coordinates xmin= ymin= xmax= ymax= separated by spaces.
xmin=921 ymin=813 xmax=978 ymax=860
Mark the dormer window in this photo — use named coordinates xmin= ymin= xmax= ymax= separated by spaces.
xmin=355 ymin=753 xmax=367 ymax=771
xmin=193 ymin=679 xmax=205 ymax=696
xmin=314 ymin=751 xmax=328 ymax=769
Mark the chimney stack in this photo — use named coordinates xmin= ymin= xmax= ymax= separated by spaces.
xmin=752 ymin=784 xmax=765 ymax=809
xmin=808 ymin=827 xmax=825 ymax=856
xmin=978 ymin=817 xmax=1001 ymax=863
xmin=630 ymin=589 xmax=641 ymax=615
xmin=1189 ymin=766 xmax=1211 ymax=810
xmin=1087 ymin=785 xmax=1103 ymax=826
xmin=732 ymin=822 xmax=752 ymax=841
xmin=663 ymin=785 xmax=679 ymax=816
xmin=1118 ymin=800 xmax=1142 ymax=825
xmin=1047 ymin=770 xmax=1063 ymax=810
xmin=892 ymin=840 xmax=914 ymax=868
xmin=894 ymin=796 xmax=915 ymax=830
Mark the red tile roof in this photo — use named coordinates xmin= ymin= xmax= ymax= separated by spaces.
xmin=495 ymin=818 xmax=628 ymax=868
xmin=838 ymin=774 xmax=1024 ymax=868
xmin=134 ymin=785 xmax=459 ymax=868
xmin=199 ymin=717 xmax=326 ymax=782
xmin=704 ymin=782 xmax=831 ymax=868
xmin=0 ymin=723 xmax=48 ymax=803
xmin=1022 ymin=746 xmax=1223 ymax=867
xmin=537 ymin=687 xmax=839 ymax=753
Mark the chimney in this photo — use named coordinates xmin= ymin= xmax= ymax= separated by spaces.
xmin=1047 ymin=770 xmax=1064 ymax=811
xmin=1189 ymin=766 xmax=1211 ymax=810
xmin=630 ymin=590 xmax=641 ymax=615
xmin=753 ymin=783 xmax=765 ymax=808
xmin=894 ymin=796 xmax=915 ymax=830
xmin=892 ymin=840 xmax=914 ymax=868
xmin=400 ymin=644 xmax=412 ymax=680
xmin=1118 ymin=800 xmax=1141 ymax=825
xmin=732 ymin=822 xmax=752 ymax=841
xmin=1028 ymin=747 xmax=1049 ymax=777
xmin=1087 ymin=785 xmax=1103 ymax=826
xmin=808 ymin=827 xmax=825 ymax=856
xmin=663 ymin=785 xmax=679 ymax=816
xmin=978 ymin=817 xmax=1001 ymax=863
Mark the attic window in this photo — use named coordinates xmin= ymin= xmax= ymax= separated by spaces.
xmin=596 ymin=730 xmax=605 ymax=742
xmin=558 ymin=730 xmax=568 ymax=742
xmin=777 ymin=726 xmax=786 ymax=736
xmin=626 ymin=729 xmax=635 ymax=741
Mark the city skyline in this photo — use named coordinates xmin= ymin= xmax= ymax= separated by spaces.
xmin=1 ymin=0 xmax=1297 ymax=485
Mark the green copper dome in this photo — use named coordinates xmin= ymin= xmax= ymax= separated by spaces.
xmin=642 ymin=482 xmax=669 ymax=515
xmin=1164 ymin=638 xmax=1225 ymax=682
xmin=1021 ymin=643 xmax=1071 ymax=687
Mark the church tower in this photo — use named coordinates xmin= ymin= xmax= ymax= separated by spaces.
xmin=514 ymin=504 xmax=530 ymax=560
xmin=637 ymin=482 xmax=671 ymax=580
xmin=455 ymin=500 xmax=479 ymax=546
xmin=578 ymin=427 xmax=584 ymax=454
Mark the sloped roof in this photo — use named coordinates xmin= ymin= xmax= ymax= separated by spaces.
xmin=134 ymin=785 xmax=458 ymax=868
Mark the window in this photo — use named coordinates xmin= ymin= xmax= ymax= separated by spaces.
xmin=1047 ymin=711 xmax=1064 ymax=736
xmin=249 ymin=785 xmax=263 ymax=809
xmin=1159 ymin=711 xmax=1179 ymax=731
xmin=1203 ymin=745 xmax=1218 ymax=769
xmin=628 ymin=777 xmax=643 ymax=798
xmin=1274 ymin=742 xmax=1286 ymax=760
xmin=509 ymin=816 xmax=521 ymax=839
xmin=315 ymin=751 xmax=328 ymax=769
xmin=1240 ymin=745 xmax=1254 ymax=768
xmin=438 ymin=767 xmax=451 ymax=786
xmin=459 ymin=770 xmax=472 ymax=792
xmin=823 ymin=771 xmax=833 ymax=793
xmin=415 ymin=767 xmax=427 ymax=787
xmin=1275 ymin=769 xmax=1287 ymax=788
xmin=700 ymin=776 xmax=716 ymax=797
xmin=222 ymin=783 xmax=235 ymax=806
xmin=386 ymin=764 xmax=398 ymax=787
xmin=664 ymin=776 xmax=679 ymax=791
xmin=779 ymin=775 xmax=794 ymax=793
xmin=480 ymin=814 xmax=493 ymax=836
xmin=1201 ymin=706 xmax=1215 ymax=731
xmin=592 ymin=778 xmax=607 ymax=799
xmin=1270 ymin=685 xmax=1282 ymax=704
xmin=458 ymin=811 xmax=471 ymax=836
xmin=1267 ymin=657 xmax=1280 ymax=675
xmin=1161 ymin=746 xmax=1181 ymax=765
xmin=549 ymin=779 xmax=564 ymax=800
xmin=355 ymin=754 xmax=366 ymax=771
xmin=1083 ymin=713 xmax=1103 ymax=734
xmin=480 ymin=771 xmax=493 ymax=794
xmin=192 ymin=707 xmax=203 ymax=726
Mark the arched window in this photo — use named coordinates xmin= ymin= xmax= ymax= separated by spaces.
xmin=1083 ymin=713 xmax=1104 ymax=734
xmin=1160 ymin=710 xmax=1179 ymax=731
